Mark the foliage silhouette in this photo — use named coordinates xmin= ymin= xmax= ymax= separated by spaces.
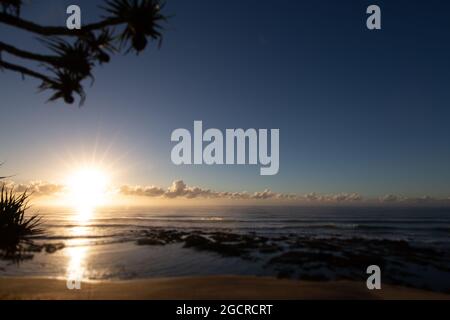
xmin=0 ymin=167 xmax=43 ymax=262
xmin=0 ymin=185 xmax=43 ymax=245
xmin=0 ymin=0 xmax=168 ymax=105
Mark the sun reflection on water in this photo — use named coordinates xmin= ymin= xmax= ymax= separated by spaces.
xmin=65 ymin=209 xmax=94 ymax=283
xmin=64 ymin=166 xmax=110 ymax=283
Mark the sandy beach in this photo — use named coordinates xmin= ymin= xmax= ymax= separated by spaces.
xmin=1 ymin=276 xmax=449 ymax=300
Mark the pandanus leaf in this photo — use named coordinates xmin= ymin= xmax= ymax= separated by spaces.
xmin=102 ymin=0 xmax=167 ymax=53
xmin=0 ymin=0 xmax=22 ymax=16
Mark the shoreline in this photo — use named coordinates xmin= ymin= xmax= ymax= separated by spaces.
xmin=1 ymin=276 xmax=449 ymax=300
xmin=3 ymin=227 xmax=450 ymax=293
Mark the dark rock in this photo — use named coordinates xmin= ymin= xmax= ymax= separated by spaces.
xmin=44 ymin=243 xmax=65 ymax=254
xmin=184 ymin=234 xmax=247 ymax=257
xmin=136 ymin=238 xmax=165 ymax=246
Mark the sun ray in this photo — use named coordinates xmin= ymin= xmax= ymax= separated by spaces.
xmin=66 ymin=166 xmax=110 ymax=219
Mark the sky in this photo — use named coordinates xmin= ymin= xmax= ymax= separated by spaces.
xmin=1 ymin=0 xmax=450 ymax=201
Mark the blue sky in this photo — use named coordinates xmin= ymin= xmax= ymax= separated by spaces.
xmin=1 ymin=0 xmax=450 ymax=198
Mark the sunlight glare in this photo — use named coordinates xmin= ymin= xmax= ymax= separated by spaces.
xmin=66 ymin=167 xmax=110 ymax=217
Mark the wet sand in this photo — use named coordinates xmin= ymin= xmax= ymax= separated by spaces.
xmin=1 ymin=276 xmax=449 ymax=300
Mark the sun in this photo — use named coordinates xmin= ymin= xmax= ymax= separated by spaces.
xmin=66 ymin=166 xmax=110 ymax=217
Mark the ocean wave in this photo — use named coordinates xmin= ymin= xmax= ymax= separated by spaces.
xmin=43 ymin=217 xmax=450 ymax=225
xmin=30 ymin=234 xmax=117 ymax=240
xmin=41 ymin=219 xmax=450 ymax=231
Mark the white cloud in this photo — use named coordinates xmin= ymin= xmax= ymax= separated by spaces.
xmin=379 ymin=194 xmax=440 ymax=203
xmin=119 ymin=180 xmax=364 ymax=202
xmin=5 ymin=179 xmax=446 ymax=204
xmin=1 ymin=180 xmax=64 ymax=196
xmin=120 ymin=185 xmax=165 ymax=197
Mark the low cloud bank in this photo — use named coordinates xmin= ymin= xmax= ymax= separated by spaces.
xmin=379 ymin=194 xmax=440 ymax=203
xmin=120 ymin=180 xmax=364 ymax=202
xmin=120 ymin=181 xmax=449 ymax=204
xmin=1 ymin=180 xmax=65 ymax=196
xmin=2 ymin=179 xmax=448 ymax=204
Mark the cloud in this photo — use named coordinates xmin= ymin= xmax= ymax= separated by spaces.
xmin=2 ymin=180 xmax=65 ymax=196
xmin=120 ymin=185 xmax=165 ymax=197
xmin=379 ymin=194 xmax=440 ymax=203
xmin=297 ymin=192 xmax=362 ymax=202
xmin=120 ymin=182 xmax=449 ymax=204
xmin=119 ymin=180 xmax=364 ymax=202
xmin=331 ymin=193 xmax=363 ymax=202
xmin=410 ymin=195 xmax=436 ymax=203
xmin=123 ymin=180 xmax=228 ymax=200
xmin=379 ymin=194 xmax=402 ymax=202
xmin=251 ymin=189 xmax=278 ymax=200
xmin=6 ymin=179 xmax=446 ymax=204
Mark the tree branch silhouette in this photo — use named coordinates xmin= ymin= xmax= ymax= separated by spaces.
xmin=0 ymin=13 xmax=123 ymax=36
xmin=0 ymin=60 xmax=55 ymax=84
xmin=0 ymin=0 xmax=167 ymax=105
xmin=0 ymin=41 xmax=58 ymax=64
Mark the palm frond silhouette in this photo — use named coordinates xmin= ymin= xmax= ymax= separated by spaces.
xmin=41 ymin=37 xmax=95 ymax=79
xmin=0 ymin=0 xmax=168 ymax=105
xmin=103 ymin=0 xmax=166 ymax=53
xmin=0 ymin=164 xmax=43 ymax=252
xmin=1 ymin=0 xmax=22 ymax=16
xmin=39 ymin=68 xmax=87 ymax=105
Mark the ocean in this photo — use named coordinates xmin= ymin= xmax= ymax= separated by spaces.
xmin=1 ymin=205 xmax=449 ymax=292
